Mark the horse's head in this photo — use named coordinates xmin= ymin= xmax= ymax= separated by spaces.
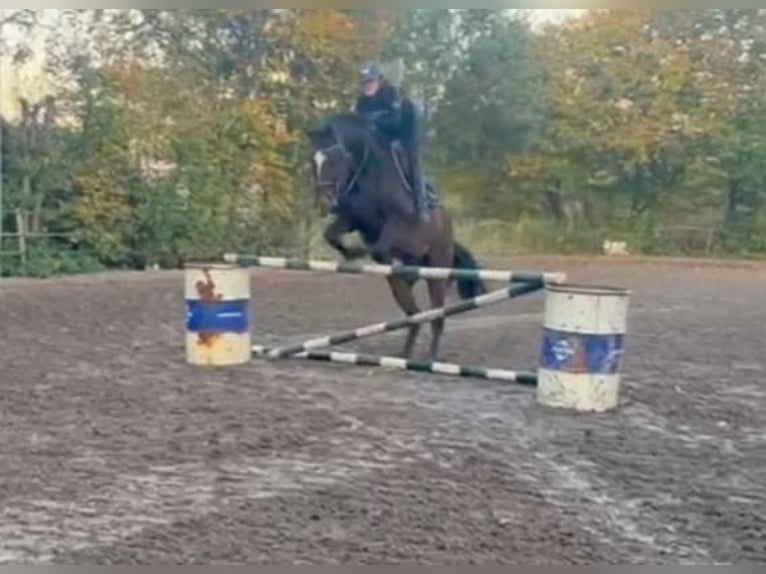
xmin=306 ymin=114 xmax=371 ymax=213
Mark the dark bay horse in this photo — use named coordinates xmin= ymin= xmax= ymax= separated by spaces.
xmin=306 ymin=112 xmax=487 ymax=361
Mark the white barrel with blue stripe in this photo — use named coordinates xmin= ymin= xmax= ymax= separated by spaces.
xmin=185 ymin=263 xmax=251 ymax=367
xmin=538 ymin=284 xmax=630 ymax=412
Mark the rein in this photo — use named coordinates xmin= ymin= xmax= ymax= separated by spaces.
xmin=316 ymin=124 xmax=371 ymax=198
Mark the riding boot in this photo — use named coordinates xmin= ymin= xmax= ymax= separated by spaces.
xmin=412 ymin=170 xmax=430 ymax=223
xmin=408 ymin=146 xmax=430 ymax=223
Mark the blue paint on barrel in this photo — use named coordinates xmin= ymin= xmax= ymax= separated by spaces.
xmin=186 ymin=299 xmax=250 ymax=334
xmin=541 ymin=329 xmax=625 ymax=375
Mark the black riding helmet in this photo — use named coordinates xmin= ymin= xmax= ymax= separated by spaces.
xmin=361 ymin=61 xmax=385 ymax=85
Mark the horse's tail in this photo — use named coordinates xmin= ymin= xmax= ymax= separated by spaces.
xmin=452 ymin=241 xmax=488 ymax=300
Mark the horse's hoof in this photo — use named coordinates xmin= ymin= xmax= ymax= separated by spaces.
xmin=427 ymin=348 xmax=441 ymax=363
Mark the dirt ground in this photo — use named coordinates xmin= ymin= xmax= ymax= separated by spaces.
xmin=0 ymin=255 xmax=764 ymax=565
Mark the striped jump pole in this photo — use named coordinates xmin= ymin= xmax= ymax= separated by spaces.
xmin=223 ymin=254 xmax=567 ymax=285
xmin=252 ymin=347 xmax=538 ymax=387
xmin=256 ymin=281 xmax=544 ymax=359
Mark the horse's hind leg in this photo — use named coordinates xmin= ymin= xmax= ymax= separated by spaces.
xmin=386 ymin=276 xmax=421 ymax=359
xmin=426 ymin=278 xmax=448 ymax=361
xmin=423 ymin=213 xmax=455 ymax=361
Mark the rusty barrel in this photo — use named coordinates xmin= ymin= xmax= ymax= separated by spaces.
xmin=185 ymin=263 xmax=251 ymax=366
xmin=538 ymin=283 xmax=630 ymax=412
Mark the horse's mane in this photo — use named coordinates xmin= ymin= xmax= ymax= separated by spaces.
xmin=324 ymin=112 xmax=369 ymax=134
xmin=322 ymin=112 xmax=389 ymax=152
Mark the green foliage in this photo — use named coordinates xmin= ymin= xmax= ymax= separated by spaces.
xmin=437 ymin=14 xmax=547 ymax=167
xmin=1 ymin=241 xmax=104 ymax=278
xmin=382 ymin=9 xmax=459 ymax=110
xmin=2 ymin=9 xmax=766 ymax=279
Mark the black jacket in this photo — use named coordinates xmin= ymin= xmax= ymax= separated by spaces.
xmin=354 ymin=82 xmax=418 ymax=143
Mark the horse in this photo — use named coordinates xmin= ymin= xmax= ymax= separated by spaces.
xmin=305 ymin=112 xmax=488 ymax=361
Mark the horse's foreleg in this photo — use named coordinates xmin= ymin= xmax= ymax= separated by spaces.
xmin=323 ymin=217 xmax=367 ymax=261
xmin=386 ymin=276 xmax=421 ymax=359
xmin=368 ymin=221 xmax=398 ymax=264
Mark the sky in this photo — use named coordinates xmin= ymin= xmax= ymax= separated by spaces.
xmin=529 ymin=9 xmax=586 ymax=24
xmin=0 ymin=9 xmax=587 ymax=119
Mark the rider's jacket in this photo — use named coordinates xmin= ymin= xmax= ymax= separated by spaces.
xmin=354 ymin=81 xmax=418 ymax=144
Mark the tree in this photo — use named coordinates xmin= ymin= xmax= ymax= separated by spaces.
xmin=0 ymin=9 xmax=37 ymax=59
xmin=653 ymin=10 xmax=766 ymax=249
xmin=534 ymin=11 xmax=705 ymax=226
xmin=382 ymin=9 xmax=460 ymax=119
xmin=430 ymin=12 xmax=548 ymax=217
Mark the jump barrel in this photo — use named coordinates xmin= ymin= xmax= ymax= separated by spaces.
xmin=539 ymin=284 xmax=629 ymax=412
xmin=185 ymin=264 xmax=251 ymax=367
xmin=185 ymin=255 xmax=630 ymax=413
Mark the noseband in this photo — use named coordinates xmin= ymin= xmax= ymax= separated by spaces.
xmin=314 ymin=124 xmax=370 ymax=199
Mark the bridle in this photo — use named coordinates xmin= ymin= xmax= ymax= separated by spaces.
xmin=314 ymin=124 xmax=370 ymax=200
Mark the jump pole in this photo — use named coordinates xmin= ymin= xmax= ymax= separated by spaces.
xmin=257 ymin=281 xmax=545 ymax=359
xmin=223 ymin=254 xmax=567 ymax=285
xmin=252 ymin=347 xmax=538 ymax=386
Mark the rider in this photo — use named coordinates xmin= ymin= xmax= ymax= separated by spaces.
xmin=354 ymin=61 xmax=430 ymax=222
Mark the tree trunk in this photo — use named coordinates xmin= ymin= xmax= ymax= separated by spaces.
xmin=724 ymin=179 xmax=741 ymax=229
xmin=543 ymin=180 xmax=566 ymax=222
xmin=16 ymin=209 xmax=28 ymax=267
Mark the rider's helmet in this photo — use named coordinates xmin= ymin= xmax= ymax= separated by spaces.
xmin=360 ymin=61 xmax=385 ymax=96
